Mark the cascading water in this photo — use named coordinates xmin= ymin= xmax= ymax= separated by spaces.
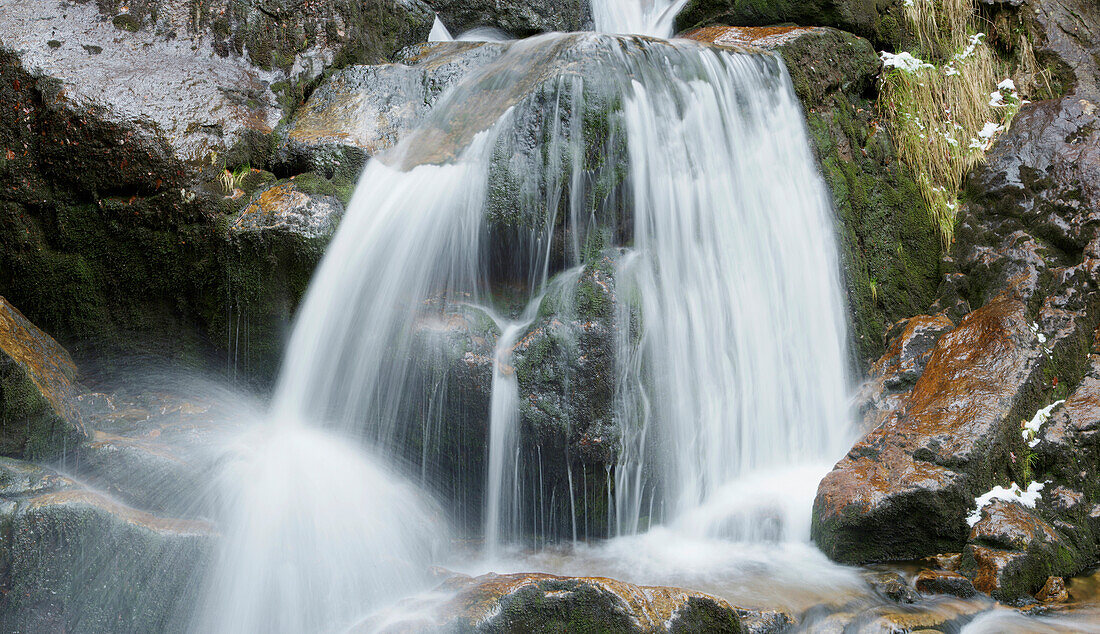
xmin=610 ymin=49 xmax=850 ymax=538
xmin=198 ymin=2 xmax=854 ymax=627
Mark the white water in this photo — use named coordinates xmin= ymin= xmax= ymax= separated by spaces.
xmin=592 ymin=0 xmax=688 ymax=37
xmin=611 ymin=48 xmax=850 ymax=535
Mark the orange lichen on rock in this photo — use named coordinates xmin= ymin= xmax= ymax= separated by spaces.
xmin=0 ymin=295 xmax=86 ymax=436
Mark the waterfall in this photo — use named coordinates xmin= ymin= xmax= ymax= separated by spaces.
xmin=610 ymin=47 xmax=850 ymax=537
xmin=198 ymin=12 xmax=852 ymax=628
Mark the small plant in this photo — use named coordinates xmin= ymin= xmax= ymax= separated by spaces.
xmin=877 ymin=0 xmax=1044 ymax=246
xmin=218 ymin=164 xmax=252 ymax=196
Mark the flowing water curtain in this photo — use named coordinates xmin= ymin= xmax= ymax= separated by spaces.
xmin=611 ymin=47 xmax=852 ymax=538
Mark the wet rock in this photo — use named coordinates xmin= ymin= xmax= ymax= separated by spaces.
xmin=674 ymin=0 xmax=908 ymax=49
xmin=71 ymin=387 xmax=252 ymax=518
xmin=401 ymin=302 xmax=499 ymax=533
xmin=854 ymin=313 xmax=954 ymax=433
xmin=687 ymin=25 xmax=941 ymax=365
xmin=432 ymin=0 xmax=592 ymax=37
xmin=922 ymin=552 xmax=963 ymax=571
xmin=914 ymin=569 xmax=976 ymax=598
xmin=0 ymin=458 xmax=212 ymax=634
xmin=216 ymin=178 xmax=345 ymax=383
xmin=278 ymin=41 xmax=506 ymax=177
xmin=0 ymin=0 xmax=429 ymax=376
xmin=961 ymin=500 xmax=1078 ymax=602
xmin=361 ymin=572 xmax=746 ymax=632
xmin=736 ymin=608 xmax=795 ymax=634
xmin=813 ymin=294 xmax=1048 ymax=564
xmin=865 ymin=571 xmax=918 ymax=604
xmin=511 ymin=255 xmax=623 ymax=539
xmin=230 ymin=181 xmax=343 ymax=240
xmin=0 ymin=297 xmax=87 ymax=459
xmin=0 ymin=1 xmax=281 ymax=186
xmin=1002 ymin=0 xmax=1100 ymax=98
xmin=1036 ymin=576 xmax=1069 ymax=603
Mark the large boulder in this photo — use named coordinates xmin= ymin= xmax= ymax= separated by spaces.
xmin=431 ymin=0 xmax=592 ymax=38
xmin=674 ymin=0 xmax=908 ymax=49
xmin=0 ymin=457 xmax=212 ymax=634
xmin=277 ymin=41 xmax=507 ymax=178
xmin=510 ymin=254 xmax=624 ymax=539
xmin=684 ymin=25 xmax=942 ymax=364
xmin=812 ymin=294 xmax=1051 ymax=563
xmin=0 ymin=297 xmax=87 ymax=459
xmin=218 ymin=178 xmax=345 ymax=382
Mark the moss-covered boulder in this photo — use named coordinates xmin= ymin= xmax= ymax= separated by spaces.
xmin=0 ymin=457 xmax=212 ymax=634
xmin=0 ymin=297 xmax=87 ymax=459
xmin=400 ymin=302 xmax=500 ymax=534
xmin=431 ymin=0 xmax=593 ymax=38
xmin=683 ymin=25 xmax=942 ymax=365
xmin=674 ymin=0 xmax=907 ymax=50
xmin=510 ymin=254 xmax=624 ymax=540
xmin=217 ymin=180 xmax=344 ymax=383
xmin=0 ymin=0 xmax=431 ymax=379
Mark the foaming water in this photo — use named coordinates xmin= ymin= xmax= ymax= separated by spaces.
xmin=194 ymin=424 xmax=444 ymax=633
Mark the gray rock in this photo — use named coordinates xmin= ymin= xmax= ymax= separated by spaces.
xmin=278 ymin=41 xmax=507 ymax=176
xmin=431 ymin=0 xmax=593 ymax=38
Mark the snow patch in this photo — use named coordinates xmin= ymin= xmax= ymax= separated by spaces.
xmin=967 ymin=482 xmax=1045 ymax=527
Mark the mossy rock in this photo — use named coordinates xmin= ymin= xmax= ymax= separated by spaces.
xmin=0 ymin=298 xmax=87 ymax=460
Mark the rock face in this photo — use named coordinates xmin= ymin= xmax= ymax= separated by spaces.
xmin=0 ymin=297 xmax=87 ymax=459
xmin=684 ymin=25 xmax=942 ymax=364
xmin=432 ymin=0 xmax=593 ymax=38
xmin=360 ymin=572 xmax=748 ymax=633
xmin=0 ymin=0 xmax=430 ymax=379
xmin=219 ymin=179 xmax=346 ymax=380
xmin=674 ymin=0 xmax=907 ymax=49
xmin=961 ymin=499 xmax=1077 ymax=602
xmin=0 ymin=457 xmax=212 ymax=634
xmin=278 ymin=41 xmax=507 ymax=177
xmin=813 ymin=294 xmax=1049 ymax=563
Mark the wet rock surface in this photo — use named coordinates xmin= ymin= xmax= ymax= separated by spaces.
xmin=510 ymin=255 xmax=623 ymax=539
xmin=674 ymin=0 xmax=907 ymax=49
xmin=432 ymin=0 xmax=593 ymax=38
xmin=914 ymin=569 xmax=977 ymax=598
xmin=278 ymin=41 xmax=506 ymax=177
xmin=0 ymin=457 xmax=213 ymax=634
xmin=962 ymin=499 xmax=1077 ymax=602
xmin=401 ymin=302 xmax=499 ymax=533
xmin=0 ymin=297 xmax=87 ymax=459
xmin=813 ymin=294 xmax=1049 ymax=563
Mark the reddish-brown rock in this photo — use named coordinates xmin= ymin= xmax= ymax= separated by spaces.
xmin=813 ymin=294 xmax=1046 ymax=563
xmin=1036 ymin=576 xmax=1069 ymax=603
xmin=961 ymin=500 xmax=1075 ymax=601
xmin=0 ymin=297 xmax=87 ymax=458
